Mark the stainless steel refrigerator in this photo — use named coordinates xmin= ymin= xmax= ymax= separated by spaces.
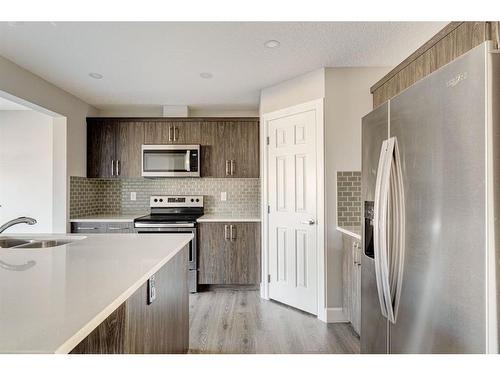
xmin=361 ymin=41 xmax=500 ymax=354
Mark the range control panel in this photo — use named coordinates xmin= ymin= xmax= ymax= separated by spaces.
xmin=149 ymin=195 xmax=204 ymax=208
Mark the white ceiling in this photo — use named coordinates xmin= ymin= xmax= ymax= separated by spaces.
xmin=0 ymin=96 xmax=31 ymax=110
xmin=0 ymin=22 xmax=447 ymax=110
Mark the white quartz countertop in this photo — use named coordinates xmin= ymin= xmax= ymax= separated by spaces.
xmin=336 ymin=226 xmax=362 ymax=240
xmin=197 ymin=214 xmax=261 ymax=222
xmin=0 ymin=232 xmax=193 ymax=353
xmin=69 ymin=213 xmax=146 ymax=223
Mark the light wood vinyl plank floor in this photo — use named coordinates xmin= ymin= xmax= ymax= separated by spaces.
xmin=189 ymin=287 xmax=360 ymax=354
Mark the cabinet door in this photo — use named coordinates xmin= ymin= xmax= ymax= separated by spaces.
xmin=227 ymin=223 xmax=261 ymax=284
xmin=351 ymin=240 xmax=361 ymax=334
xmin=115 ymin=121 xmax=144 ymax=178
xmin=200 ymin=121 xmax=230 ymax=177
xmin=198 ymin=222 xmax=230 ymax=284
xmin=87 ymin=119 xmax=116 ymax=178
xmin=198 ymin=222 xmax=261 ymax=284
xmin=144 ymin=121 xmax=174 ymax=144
xmin=171 ymin=121 xmax=201 ymax=144
xmin=227 ymin=120 xmax=260 ymax=178
xmin=342 ymin=235 xmax=353 ymax=322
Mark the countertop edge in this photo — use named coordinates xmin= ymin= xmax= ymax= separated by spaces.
xmin=196 ymin=217 xmax=261 ymax=223
xmin=69 ymin=215 xmax=146 ymax=223
xmin=69 ymin=218 xmax=134 ymax=223
xmin=70 ymin=214 xmax=262 ymax=223
xmin=54 ymin=234 xmax=193 ymax=354
xmin=336 ymin=226 xmax=361 ymax=241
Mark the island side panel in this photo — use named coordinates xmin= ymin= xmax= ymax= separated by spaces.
xmin=70 ymin=245 xmax=189 ymax=354
xmin=69 ymin=303 xmax=127 ymax=354
xmin=125 ymin=244 xmax=189 ymax=354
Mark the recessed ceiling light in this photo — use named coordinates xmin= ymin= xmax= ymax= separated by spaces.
xmin=89 ymin=72 xmax=103 ymax=79
xmin=200 ymin=72 xmax=213 ymax=79
xmin=264 ymin=40 xmax=280 ymax=49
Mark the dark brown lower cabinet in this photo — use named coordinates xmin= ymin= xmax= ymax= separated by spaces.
xmin=198 ymin=222 xmax=261 ymax=285
xmin=70 ymin=245 xmax=189 ymax=354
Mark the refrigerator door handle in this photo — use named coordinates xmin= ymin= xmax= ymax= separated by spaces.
xmin=373 ymin=139 xmax=391 ymax=319
xmin=380 ymin=137 xmax=396 ymax=323
xmin=377 ymin=137 xmax=406 ymax=325
xmin=391 ymin=138 xmax=406 ymax=322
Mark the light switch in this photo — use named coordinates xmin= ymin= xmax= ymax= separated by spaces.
xmin=130 ymin=192 xmax=137 ymax=201
xmin=221 ymin=192 xmax=227 ymax=201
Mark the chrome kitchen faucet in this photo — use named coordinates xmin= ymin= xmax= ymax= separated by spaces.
xmin=0 ymin=217 xmax=37 ymax=233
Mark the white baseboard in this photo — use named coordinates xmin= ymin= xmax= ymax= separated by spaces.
xmin=323 ymin=307 xmax=349 ymax=323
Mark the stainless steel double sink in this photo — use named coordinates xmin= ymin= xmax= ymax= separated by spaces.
xmin=0 ymin=238 xmax=73 ymax=249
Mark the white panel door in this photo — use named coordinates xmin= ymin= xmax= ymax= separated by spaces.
xmin=268 ymin=109 xmax=317 ymax=314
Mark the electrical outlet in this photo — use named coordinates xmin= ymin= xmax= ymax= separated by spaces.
xmin=130 ymin=192 xmax=137 ymax=201
xmin=221 ymin=192 xmax=227 ymax=201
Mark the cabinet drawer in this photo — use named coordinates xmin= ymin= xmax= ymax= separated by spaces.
xmin=71 ymin=222 xmax=106 ymax=233
xmin=71 ymin=222 xmax=134 ymax=233
xmin=105 ymin=222 xmax=134 ymax=233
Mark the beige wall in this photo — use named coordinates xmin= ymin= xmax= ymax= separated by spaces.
xmin=260 ymin=66 xmax=390 ymax=312
xmin=0 ymin=110 xmax=54 ymax=233
xmin=0 ymin=55 xmax=98 ymax=177
xmin=0 ymin=55 xmax=98 ymax=232
xmin=324 ymin=67 xmax=391 ymax=308
xmin=260 ymin=68 xmax=325 ymax=114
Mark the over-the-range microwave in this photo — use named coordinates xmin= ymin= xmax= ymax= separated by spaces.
xmin=141 ymin=144 xmax=200 ymax=177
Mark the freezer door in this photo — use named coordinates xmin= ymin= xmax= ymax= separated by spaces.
xmin=361 ymin=103 xmax=389 ymax=353
xmin=389 ymin=43 xmax=487 ymax=353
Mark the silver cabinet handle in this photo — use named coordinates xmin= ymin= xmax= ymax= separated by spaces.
xmin=230 ymin=224 xmax=236 ymax=241
xmin=230 ymin=160 xmax=235 ymax=176
xmin=225 ymin=160 xmax=230 ymax=176
xmin=116 ymin=160 xmax=120 ymax=176
xmin=77 ymin=226 xmax=98 ymax=230
xmin=168 ymin=125 xmax=172 ymax=142
xmin=111 ymin=160 xmax=115 ymax=176
xmin=173 ymin=126 xmax=178 ymax=141
xmin=224 ymin=224 xmax=229 ymax=241
xmin=301 ymin=219 xmax=316 ymax=225
xmin=108 ymin=227 xmax=126 ymax=231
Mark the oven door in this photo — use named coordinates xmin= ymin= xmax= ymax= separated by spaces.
xmin=135 ymin=226 xmax=198 ymax=293
xmin=142 ymin=144 xmax=200 ymax=177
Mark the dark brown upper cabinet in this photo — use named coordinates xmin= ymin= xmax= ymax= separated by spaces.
xmin=200 ymin=120 xmax=231 ymax=177
xmin=200 ymin=119 xmax=259 ymax=178
xmin=87 ymin=119 xmax=144 ymax=178
xmin=144 ymin=120 xmax=201 ymax=144
xmin=87 ymin=117 xmax=258 ymax=179
xmin=87 ymin=119 xmax=116 ymax=178
xmin=228 ymin=120 xmax=259 ymax=178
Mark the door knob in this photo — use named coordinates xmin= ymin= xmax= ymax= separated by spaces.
xmin=301 ymin=219 xmax=316 ymax=225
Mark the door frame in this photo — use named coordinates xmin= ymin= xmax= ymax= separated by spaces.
xmin=260 ymin=98 xmax=326 ymax=321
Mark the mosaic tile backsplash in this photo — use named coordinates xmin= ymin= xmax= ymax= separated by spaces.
xmin=70 ymin=177 xmax=121 ymax=218
xmin=70 ymin=176 xmax=260 ymax=218
xmin=337 ymin=171 xmax=361 ymax=227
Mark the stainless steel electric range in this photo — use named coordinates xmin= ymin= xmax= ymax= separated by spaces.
xmin=134 ymin=195 xmax=204 ymax=293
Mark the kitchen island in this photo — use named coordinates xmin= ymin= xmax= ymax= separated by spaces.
xmin=0 ymin=233 xmax=192 ymax=354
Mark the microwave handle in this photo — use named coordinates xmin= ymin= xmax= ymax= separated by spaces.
xmin=185 ymin=150 xmax=191 ymax=171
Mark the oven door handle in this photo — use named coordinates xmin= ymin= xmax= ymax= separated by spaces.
xmin=134 ymin=222 xmax=195 ymax=228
